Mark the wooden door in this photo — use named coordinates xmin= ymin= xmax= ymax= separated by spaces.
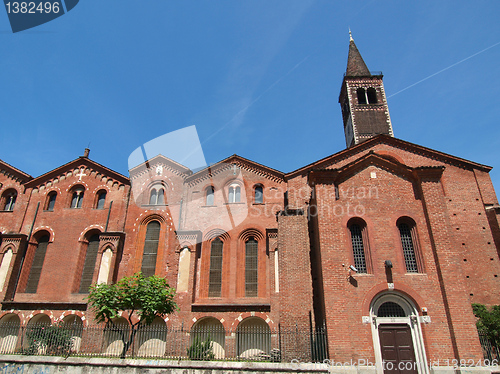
xmin=379 ymin=324 xmax=417 ymax=374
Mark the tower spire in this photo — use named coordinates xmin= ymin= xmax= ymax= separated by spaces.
xmin=339 ymin=36 xmax=394 ymax=148
xmin=345 ymin=32 xmax=370 ymax=77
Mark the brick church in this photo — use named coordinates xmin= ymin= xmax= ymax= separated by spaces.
xmin=0 ymin=35 xmax=499 ymax=372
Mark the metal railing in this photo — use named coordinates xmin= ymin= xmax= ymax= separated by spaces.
xmin=0 ymin=322 xmax=328 ymax=362
xmin=478 ymin=330 xmax=500 ymax=361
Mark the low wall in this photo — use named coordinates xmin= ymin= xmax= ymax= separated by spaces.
xmin=0 ymin=355 xmax=496 ymax=374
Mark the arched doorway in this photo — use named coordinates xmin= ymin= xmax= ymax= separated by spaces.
xmin=370 ymin=293 xmax=429 ymax=374
xmin=190 ymin=317 xmax=225 ymax=359
xmin=62 ymin=315 xmax=84 ymax=353
xmin=0 ymin=314 xmax=20 ymax=353
xmin=136 ymin=317 xmax=167 ymax=357
xmin=103 ymin=317 xmax=129 ymax=356
xmin=236 ymin=317 xmax=271 ymax=359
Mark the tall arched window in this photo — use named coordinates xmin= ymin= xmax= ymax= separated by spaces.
xmin=254 ymin=185 xmax=263 ymax=204
xmin=245 ymin=237 xmax=258 ymax=297
xmin=46 ymin=192 xmax=57 ymax=211
xmin=208 ymin=238 xmax=223 ymax=297
xmin=348 ymin=219 xmax=368 ymax=273
xmin=70 ymin=187 xmax=84 ymax=208
xmin=2 ymin=190 xmax=17 ymax=212
xmin=79 ymin=234 xmax=100 ymax=293
xmin=96 ymin=191 xmax=107 ymax=209
xmin=141 ymin=221 xmax=160 ymax=277
xmin=206 ymin=186 xmax=215 ymax=206
xmin=398 ymin=220 xmax=419 ymax=273
xmin=25 ymin=235 xmax=50 ymax=293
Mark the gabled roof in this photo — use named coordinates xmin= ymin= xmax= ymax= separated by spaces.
xmin=0 ymin=159 xmax=32 ymax=183
xmin=24 ymin=156 xmax=129 ymax=188
xmin=186 ymin=154 xmax=285 ymax=186
xmin=286 ymin=135 xmax=492 ymax=179
xmin=128 ymin=154 xmax=193 ymax=179
xmin=345 ymin=35 xmax=371 ymax=77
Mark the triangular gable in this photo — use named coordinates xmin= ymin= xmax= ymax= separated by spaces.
xmin=308 ymin=151 xmax=444 ymax=186
xmin=186 ymin=154 xmax=285 ymax=186
xmin=24 ymin=157 xmax=129 ymax=189
xmin=0 ymin=159 xmax=32 ymax=184
xmin=128 ymin=154 xmax=193 ymax=181
xmin=287 ymin=134 xmax=491 ymax=179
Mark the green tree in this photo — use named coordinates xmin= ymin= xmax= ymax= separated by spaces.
xmin=87 ymin=273 xmax=178 ymax=358
xmin=472 ymin=303 xmax=500 ymax=348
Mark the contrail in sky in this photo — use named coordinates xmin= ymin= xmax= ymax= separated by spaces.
xmin=388 ymin=41 xmax=500 ymax=98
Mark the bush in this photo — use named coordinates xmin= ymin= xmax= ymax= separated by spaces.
xmin=187 ymin=335 xmax=215 ymax=360
xmin=24 ymin=324 xmax=73 ymax=355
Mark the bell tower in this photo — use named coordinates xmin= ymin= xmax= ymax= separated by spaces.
xmin=339 ymin=32 xmax=393 ymax=148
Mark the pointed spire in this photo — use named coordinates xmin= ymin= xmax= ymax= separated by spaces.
xmin=345 ymin=31 xmax=371 ymax=77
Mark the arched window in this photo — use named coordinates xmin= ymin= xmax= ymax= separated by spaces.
xmin=25 ymin=235 xmax=50 ymax=293
xmin=348 ymin=220 xmax=368 ymax=273
xmin=378 ymin=301 xmax=406 ymax=317
xmin=357 ymin=88 xmax=367 ymax=104
xmin=2 ymin=190 xmax=17 ymax=212
xmin=141 ymin=221 xmax=160 ymax=277
xmin=96 ymin=191 xmax=107 ymax=209
xmin=46 ymin=192 xmax=57 ymax=211
xmin=149 ymin=189 xmax=157 ymax=205
xmin=398 ymin=220 xmax=419 ymax=273
xmin=367 ymin=87 xmax=378 ymax=104
xmin=245 ymin=237 xmax=258 ymax=297
xmin=228 ymin=184 xmax=241 ymax=203
xmin=206 ymin=186 xmax=215 ymax=206
xmin=70 ymin=187 xmax=84 ymax=209
xmin=208 ymin=238 xmax=223 ymax=297
xmin=79 ymin=234 xmax=100 ymax=293
xmin=254 ymin=185 xmax=263 ymax=204
xmin=149 ymin=186 xmax=165 ymax=205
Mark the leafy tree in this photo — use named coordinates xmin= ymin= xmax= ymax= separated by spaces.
xmin=472 ymin=303 xmax=500 ymax=348
xmin=87 ymin=273 xmax=178 ymax=358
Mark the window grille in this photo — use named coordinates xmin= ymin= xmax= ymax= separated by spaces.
xmin=377 ymin=302 xmax=406 ymax=317
xmin=25 ymin=236 xmax=50 ymax=293
xmin=208 ymin=238 xmax=223 ymax=297
xmin=245 ymin=238 xmax=258 ymax=297
xmin=141 ymin=221 xmax=160 ymax=277
xmin=79 ymin=234 xmax=100 ymax=293
xmin=399 ymin=223 xmax=418 ymax=272
xmin=349 ymin=224 xmax=367 ymax=273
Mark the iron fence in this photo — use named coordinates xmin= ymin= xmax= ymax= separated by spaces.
xmin=478 ymin=330 xmax=500 ymax=361
xmin=0 ymin=322 xmax=327 ymax=362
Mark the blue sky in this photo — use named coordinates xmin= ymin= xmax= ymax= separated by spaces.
xmin=1 ymin=1 xmax=500 ymax=189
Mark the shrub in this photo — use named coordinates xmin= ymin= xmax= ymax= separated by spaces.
xmin=187 ymin=335 xmax=215 ymax=360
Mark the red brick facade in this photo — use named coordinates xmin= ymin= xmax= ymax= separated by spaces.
xmin=0 ymin=38 xmax=499 ymax=370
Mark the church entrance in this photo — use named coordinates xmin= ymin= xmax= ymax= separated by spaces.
xmin=379 ymin=324 xmax=417 ymax=374
xmin=370 ymin=293 xmax=429 ymax=374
